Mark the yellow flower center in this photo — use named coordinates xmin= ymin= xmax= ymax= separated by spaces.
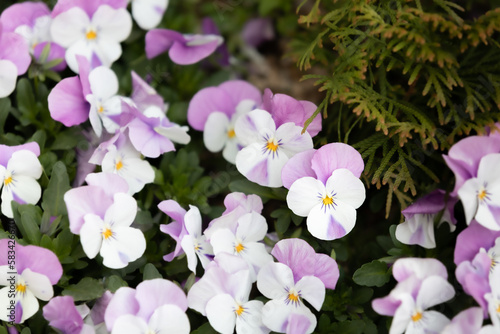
xmin=86 ymin=30 xmax=97 ymax=40
xmin=323 ymin=195 xmax=334 ymax=206
xmin=102 ymin=228 xmax=113 ymax=239
xmin=4 ymin=176 xmax=12 ymax=186
xmin=496 ymin=304 xmax=500 ymax=313
xmin=235 ymin=305 xmax=244 ymax=316
xmin=288 ymin=292 xmax=299 ymax=304
xmin=227 ymin=129 xmax=236 ymax=138
xmin=115 ymin=160 xmax=123 ymax=171
xmin=266 ymin=140 xmax=278 ymax=152
xmin=98 ymin=105 xmax=104 ymax=113
xmin=478 ymin=189 xmax=487 ymax=201
xmin=411 ymin=312 xmax=423 ymax=322
xmin=16 ymin=283 xmax=27 ymax=294
xmin=235 ymin=243 xmax=244 ymax=253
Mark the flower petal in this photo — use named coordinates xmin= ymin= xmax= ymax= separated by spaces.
xmin=257 ymin=262 xmax=293 ymax=300
xmin=0 ymin=59 xmax=17 ymax=98
xmin=311 ymin=143 xmax=365 ymax=183
xmin=287 ymin=177 xmax=325 ymax=217
xmin=100 ymin=227 xmax=146 ymax=269
xmin=105 ymin=193 xmax=137 ymax=228
xmin=326 ymin=169 xmax=366 ymax=209
xmin=306 ymin=203 xmax=356 ymax=240
xmin=80 ymin=213 xmax=104 ymax=259
xmin=149 ymin=304 xmax=190 ymax=334
xmin=281 ymin=149 xmax=316 ymax=190
xmin=204 ymin=112 xmax=230 ymax=153
xmin=206 ymin=294 xmax=237 ymax=334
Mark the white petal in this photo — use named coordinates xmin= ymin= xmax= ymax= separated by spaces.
xmin=395 ymin=215 xmax=436 ymax=249
xmin=475 ymin=203 xmax=500 ymax=231
xmin=306 ymin=202 xmax=356 ymax=240
xmin=275 ymin=122 xmax=313 ymax=158
xmin=236 ymin=212 xmax=268 ymax=242
xmin=458 ymin=178 xmax=480 ymax=225
xmin=295 ymin=276 xmax=325 ymax=311
xmin=100 ymin=227 xmax=146 ymax=269
xmin=92 ymin=6 xmax=132 ymax=42
xmin=0 ymin=287 xmax=15 ymax=322
xmin=102 ymin=96 xmax=123 ymax=116
xmin=206 ymin=294 xmax=237 ymax=334
xmin=89 ymin=67 xmax=119 ymax=100
xmin=261 ymin=300 xmax=316 ymax=334
xmin=197 ymin=237 xmax=214 ymax=270
xmin=0 ymin=60 xmax=18 ymax=98
xmin=240 ymin=242 xmax=273 ymax=281
xmin=50 ymin=7 xmax=88 ymax=47
xmin=234 ymin=109 xmax=276 ymax=146
xmin=236 ymin=143 xmax=289 ymax=188
xmin=257 ymin=262 xmax=293 ymax=300
xmin=184 ymin=205 xmax=202 ymax=237
xmin=111 ymin=314 xmax=149 ymax=334
xmin=204 ymin=112 xmax=230 ymax=153
xmin=132 ymin=0 xmax=169 ymax=30
xmin=105 ymin=193 xmax=137 ymax=228
xmin=22 ymin=269 xmax=53 ymax=301
xmin=477 ymin=154 xmax=500 ymax=185
xmin=222 ymin=138 xmax=240 ymax=164
xmin=80 ymin=214 xmax=104 ymax=258
xmin=211 ymin=228 xmax=237 ymax=255
xmin=1 ymin=186 xmax=15 ymax=218
xmin=149 ymin=304 xmax=190 ymax=334
xmin=235 ymin=300 xmax=268 ymax=334
xmin=181 ymin=235 xmax=198 ymax=273
xmin=65 ymin=39 xmax=94 ymax=73
xmin=155 ymin=125 xmax=191 ymax=145
xmin=19 ymin=289 xmax=39 ymax=323
xmin=114 ymin=157 xmax=154 ymax=194
xmin=94 ymin=39 xmax=122 ymax=67
xmin=7 ymin=150 xmax=42 ymax=179
xmin=326 ymin=169 xmax=366 ymax=209
xmin=389 ymin=296 xmax=414 ymax=334
xmin=7 ymin=175 xmax=42 ymax=206
xmin=417 ymin=311 xmax=450 ymax=334
xmin=88 ymin=103 xmax=103 ymax=137
xmin=416 ymin=276 xmax=455 ymax=309
xmin=286 ymin=177 xmax=325 ymax=217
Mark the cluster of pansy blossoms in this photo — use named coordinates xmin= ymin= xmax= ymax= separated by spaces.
xmin=1 ymin=0 xmax=500 ymax=333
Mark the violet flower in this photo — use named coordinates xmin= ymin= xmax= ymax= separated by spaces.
xmin=145 ymin=28 xmax=223 ymax=65
xmin=0 ymin=1 xmax=66 ymax=71
xmin=395 ymin=190 xmax=457 ymax=249
xmin=241 ymin=18 xmax=274 ymax=48
xmin=104 ymin=279 xmax=190 ymax=333
xmin=43 ymin=296 xmax=95 ymax=334
xmin=0 ymin=240 xmax=62 ymax=324
xmin=0 ymin=22 xmax=31 ymax=98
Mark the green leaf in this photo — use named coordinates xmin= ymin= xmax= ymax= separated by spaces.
xmin=143 ymin=263 xmax=163 ymax=280
xmin=0 ymin=98 xmax=11 ymax=134
xmin=42 ymin=161 xmax=70 ymax=216
xmin=19 ymin=205 xmax=42 ymax=245
xmin=20 ymin=328 xmax=31 ymax=334
xmin=228 ymin=179 xmax=278 ymax=200
xmin=191 ymin=323 xmax=218 ymax=334
xmin=51 ymin=129 xmax=83 ymax=150
xmin=352 ymin=260 xmax=391 ymax=287
xmin=0 ymin=326 xmax=6 ymax=334
xmin=105 ymin=275 xmax=128 ymax=293
xmin=16 ymin=78 xmax=36 ymax=117
xmin=62 ymin=277 xmax=104 ymax=301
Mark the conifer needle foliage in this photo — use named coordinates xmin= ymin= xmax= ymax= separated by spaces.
xmin=293 ymin=0 xmax=500 ymax=216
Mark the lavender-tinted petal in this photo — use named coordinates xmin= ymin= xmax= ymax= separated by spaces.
xmin=48 ymin=76 xmax=89 ymax=126
xmin=130 ymin=71 xmax=164 ymax=111
xmin=441 ymin=307 xmax=484 ymax=334
xmin=0 ymin=31 xmax=30 ymax=75
xmin=128 ymin=118 xmax=175 ymax=158
xmin=392 ymin=257 xmax=447 ymax=282
xmin=218 ymin=80 xmax=262 ymax=109
xmin=456 ymin=252 xmax=491 ymax=315
xmin=135 ymin=279 xmax=188 ymax=321
xmin=241 ymin=18 xmax=274 ymax=48
xmin=402 ymin=190 xmax=447 ymax=216
xmin=271 ymin=238 xmax=316 ymax=283
xmin=104 ymin=287 xmax=139 ymax=331
xmin=454 ymin=220 xmax=500 ymax=265
xmin=314 ymin=253 xmax=340 ymax=290
xmin=0 ymin=142 xmax=40 ymax=167
xmin=43 ymin=296 xmax=83 ymax=334
xmin=85 ymin=172 xmax=129 ymax=196
xmin=300 ymin=100 xmax=322 ymax=137
xmin=281 ymin=149 xmax=316 ymax=189
xmin=51 ymin=0 xmax=128 ymax=18
xmin=311 ymin=143 xmax=364 ymax=184
xmin=262 ymin=89 xmax=304 ymax=128
xmin=17 ymin=245 xmax=62 ymax=285
xmin=169 ymin=35 xmax=222 ymax=65
xmin=90 ymin=290 xmax=113 ymax=325
xmin=187 ymin=86 xmax=234 ymax=131
xmin=145 ymin=28 xmax=184 ymax=59
xmin=0 ymin=2 xmax=50 ymax=32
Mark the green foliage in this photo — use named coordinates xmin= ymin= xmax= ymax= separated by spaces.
xmin=353 ymin=260 xmax=391 ymax=287
xmin=293 ymin=0 xmax=500 ymax=215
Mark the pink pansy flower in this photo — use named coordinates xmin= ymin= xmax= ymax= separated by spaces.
xmin=235 ymin=109 xmax=313 ymax=188
xmin=0 ymin=240 xmax=62 ymax=324
xmin=441 ymin=307 xmax=484 ymax=334
xmin=50 ymin=1 xmax=132 ymax=72
xmin=131 ymin=0 xmax=169 ymax=30
xmin=395 ymin=190 xmax=457 ymax=249
xmin=158 ymin=200 xmax=189 ymax=261
xmin=187 ymin=80 xmax=261 ymax=163
xmin=210 ymin=211 xmax=273 ymax=281
xmin=257 ymin=262 xmax=324 ymax=333
xmin=187 ymin=253 xmax=268 ymax=334
xmin=458 ymin=153 xmax=500 ymax=231
xmin=0 ymin=22 xmax=31 ymax=98
xmin=284 ymin=143 xmax=365 ymax=240
xmin=43 ymin=296 xmax=96 ymax=334
xmin=145 ymin=28 xmax=223 ymax=65
xmin=271 ymin=238 xmax=340 ymax=290
xmin=443 ymin=135 xmax=500 ymax=196
xmin=0 ymin=142 xmax=42 ymax=218
xmin=484 ymin=269 xmax=500 ymax=332
xmin=261 ymin=88 xmax=322 ymax=138
xmin=104 ymin=279 xmax=190 ymax=333
xmin=0 ymin=2 xmax=66 ymax=71
xmin=126 ymin=72 xmax=190 ymax=158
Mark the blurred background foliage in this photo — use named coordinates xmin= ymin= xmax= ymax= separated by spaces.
xmin=0 ymin=0 xmax=499 ymax=333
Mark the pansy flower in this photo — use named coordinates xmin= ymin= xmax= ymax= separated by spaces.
xmin=0 ymin=240 xmax=62 ymax=324
xmin=51 ymin=1 xmax=132 ymax=72
xmin=43 ymin=296 xmax=95 ymax=334
xmin=145 ymin=28 xmax=223 ymax=65
xmin=235 ymin=109 xmax=313 ymax=187
xmin=131 ymin=0 xmax=169 ymax=30
xmin=0 ymin=142 xmax=42 ymax=218
xmin=284 ymin=143 xmax=365 ymax=240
